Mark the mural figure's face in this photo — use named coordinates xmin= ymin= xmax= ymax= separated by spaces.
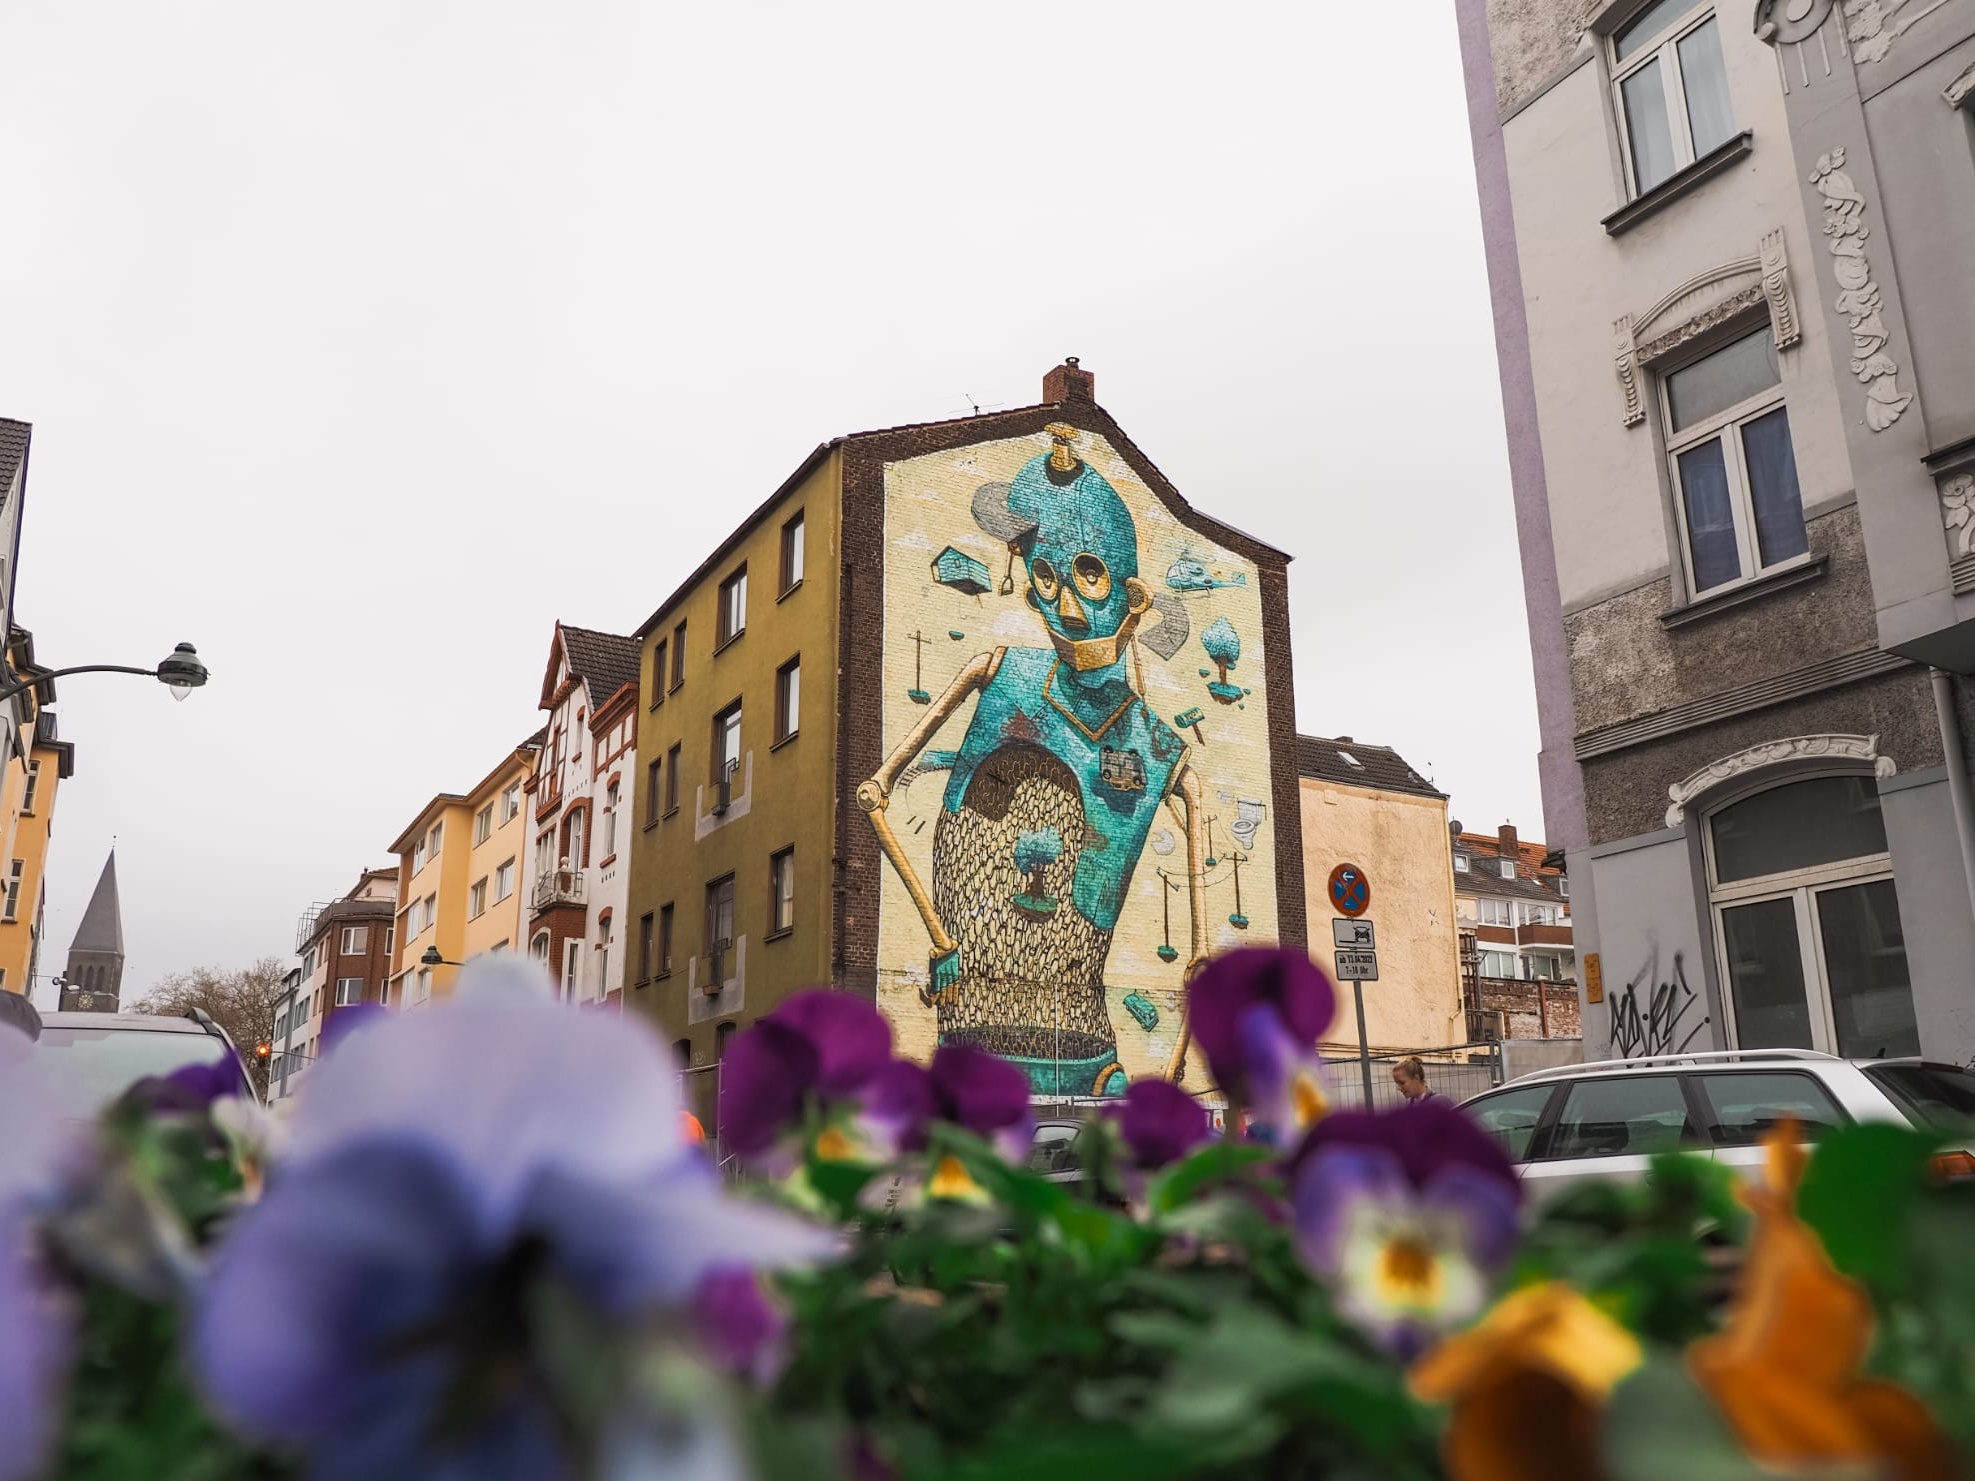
xmin=1010 ymin=427 xmax=1153 ymax=672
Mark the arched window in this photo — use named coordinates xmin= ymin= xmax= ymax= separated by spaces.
xmin=530 ymin=932 xmax=551 ymax=966
xmin=715 ymin=1020 xmax=737 ymax=1062
xmin=1706 ymin=773 xmax=1917 ymax=1057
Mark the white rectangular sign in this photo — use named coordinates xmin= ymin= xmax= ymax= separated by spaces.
xmin=1332 ymin=918 xmax=1375 ymax=950
xmin=1334 ymin=948 xmax=1379 ymax=981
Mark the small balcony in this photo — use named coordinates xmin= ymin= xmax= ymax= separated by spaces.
xmin=533 ymin=866 xmax=586 ymax=913
xmin=1514 ymin=922 xmax=1575 ymax=948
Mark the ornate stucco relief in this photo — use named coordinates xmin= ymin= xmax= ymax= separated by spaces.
xmin=1943 ymin=474 xmax=1975 ymax=558
xmin=1843 ymin=0 xmax=1948 ymax=64
xmin=1665 ymin=733 xmax=1895 ymax=826
xmin=1946 ymin=61 xmax=1975 ymax=109
xmin=1612 ymin=235 xmax=1800 ymax=426
xmin=1614 ymin=315 xmax=1643 ymax=427
xmin=1809 ymin=149 xmax=1914 ymax=433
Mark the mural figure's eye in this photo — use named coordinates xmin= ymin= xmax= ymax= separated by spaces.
xmin=1031 ymin=557 xmax=1060 ymax=601
xmin=1072 ymin=554 xmax=1111 ymax=601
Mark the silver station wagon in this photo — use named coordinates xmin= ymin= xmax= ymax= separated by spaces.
xmin=1460 ymin=1049 xmax=1975 ymax=1198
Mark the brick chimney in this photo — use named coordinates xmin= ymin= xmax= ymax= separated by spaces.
xmin=1498 ymin=823 xmax=1519 ymax=869
xmin=1043 ymin=357 xmax=1095 ymax=404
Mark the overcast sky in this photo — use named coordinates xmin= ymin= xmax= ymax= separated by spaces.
xmin=1 ymin=3 xmax=1542 ymax=1004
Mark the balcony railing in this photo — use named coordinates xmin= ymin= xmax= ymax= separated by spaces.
xmin=533 ymin=867 xmax=586 ymax=912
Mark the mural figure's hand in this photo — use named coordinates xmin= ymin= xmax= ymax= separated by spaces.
xmin=856 ymin=778 xmax=889 ymax=813
xmin=929 ymin=947 xmax=961 ymax=1001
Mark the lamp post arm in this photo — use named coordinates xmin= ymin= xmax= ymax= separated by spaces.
xmin=0 ymin=664 xmax=162 ymax=706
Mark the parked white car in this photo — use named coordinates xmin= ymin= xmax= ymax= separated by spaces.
xmin=1460 ymin=1049 xmax=1975 ymax=1200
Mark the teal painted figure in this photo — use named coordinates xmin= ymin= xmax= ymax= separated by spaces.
xmin=859 ymin=424 xmax=1214 ymax=1097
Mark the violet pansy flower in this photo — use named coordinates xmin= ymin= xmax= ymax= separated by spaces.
xmin=1289 ymin=1102 xmax=1522 ymax=1357
xmin=1112 ymin=1079 xmax=1211 ymax=1170
xmin=691 ymin=1266 xmax=789 ymax=1387
xmin=719 ymin=990 xmax=898 ymax=1168
xmin=1187 ymin=949 xmax=1335 ymax=1143
xmin=192 ymin=958 xmax=829 ymax=1480
xmin=0 ymin=1026 xmax=76 ymax=1481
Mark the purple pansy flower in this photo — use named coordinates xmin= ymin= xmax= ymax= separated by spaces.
xmin=192 ymin=958 xmax=829 ymax=1480
xmin=0 ymin=1027 xmax=76 ymax=1481
xmin=118 ymin=1055 xmax=248 ymax=1115
xmin=1111 ymin=1079 xmax=1211 ymax=1169
xmin=926 ymin=1045 xmax=1033 ymax=1164
xmin=1288 ymin=1102 xmax=1521 ymax=1356
xmin=1187 ymin=949 xmax=1335 ymax=1142
xmin=691 ymin=1266 xmax=789 ymax=1386
xmin=320 ymin=1001 xmax=385 ymax=1055
xmin=719 ymin=990 xmax=897 ymax=1166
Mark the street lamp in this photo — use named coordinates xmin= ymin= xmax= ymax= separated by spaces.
xmin=0 ymin=642 xmax=210 ymax=707
xmin=420 ymin=946 xmax=461 ymax=968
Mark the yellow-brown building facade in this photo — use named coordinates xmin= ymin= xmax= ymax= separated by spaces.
xmin=626 ymin=361 xmax=1306 ymax=1103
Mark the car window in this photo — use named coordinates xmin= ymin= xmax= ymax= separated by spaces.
xmin=1547 ymin=1076 xmax=1698 ymax=1160
xmin=35 ymin=1026 xmax=249 ymax=1117
xmin=1863 ymin=1064 xmax=1975 ymax=1134
xmin=1027 ymin=1124 xmax=1081 ymax=1174
xmin=1695 ymin=1071 xmax=1846 ymax=1146
xmin=1464 ymin=1084 xmax=1556 ymax=1162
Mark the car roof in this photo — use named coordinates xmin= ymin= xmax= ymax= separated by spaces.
xmin=39 ymin=1012 xmax=209 ymax=1033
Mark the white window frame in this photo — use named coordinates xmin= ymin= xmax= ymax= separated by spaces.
xmin=21 ymin=760 xmax=40 ymax=815
xmin=469 ymin=878 xmax=488 ymax=919
xmin=2 ymin=859 xmax=21 ymax=922
xmin=1609 ymin=2 xmax=1722 ymax=198
xmin=474 ymin=805 xmax=493 ymax=846
xmin=562 ymin=939 xmax=582 ymax=1002
xmin=1703 ymin=772 xmax=1903 ymax=1056
xmin=501 ymin=782 xmax=521 ymax=824
xmin=339 ymin=925 xmax=367 ymax=955
xmin=412 ymin=840 xmax=427 ymax=875
xmin=495 ymin=858 xmax=515 ymax=902
xmin=602 ymin=782 xmax=619 ymax=857
xmin=1453 ymin=854 xmax=1469 ymax=873
xmin=1663 ymin=332 xmax=1803 ymax=600
xmin=335 ymin=977 xmax=363 ymax=1006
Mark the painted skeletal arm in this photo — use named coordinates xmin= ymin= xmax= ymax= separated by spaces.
xmin=855 ymin=652 xmax=998 ymax=960
xmin=1162 ymin=761 xmax=1212 ymax=1084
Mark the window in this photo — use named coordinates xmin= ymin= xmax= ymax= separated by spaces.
xmin=531 ymin=932 xmax=551 ymax=964
xmin=474 ymin=805 xmax=493 ymax=846
xmin=1514 ymin=902 xmax=1560 ymax=927
xmin=671 ymin=621 xmax=686 ymax=690
xmin=1498 ymin=859 xmax=1517 ymax=879
xmin=339 ymin=926 xmax=368 ymax=955
xmin=412 ymin=839 xmax=427 ymax=875
xmin=1480 ymin=950 xmax=1519 ymax=979
xmin=1547 ymin=1077 xmax=1699 ymax=1160
xmin=422 ymin=894 xmax=437 ymax=933
xmin=1477 ymin=899 xmax=1513 ymax=927
xmin=646 ymin=755 xmax=663 ymax=825
xmin=302 ymin=947 xmax=316 ymax=978
xmin=598 ymin=915 xmax=613 ymax=996
xmin=715 ymin=1020 xmax=737 ymax=1062
xmin=414 ymin=968 xmax=431 ymax=1005
xmin=1695 ymin=1071 xmax=1845 ymax=1147
xmin=673 ymin=1037 xmax=692 ymax=1068
xmin=1465 ymin=1084 xmax=1558 ymax=1162
xmin=1337 ymin=750 xmax=1364 ymax=769
xmin=469 ymin=879 xmax=488 ymax=919
xmin=717 ymin=566 xmax=747 ymax=645
xmin=658 ymin=903 xmax=675 ymax=976
xmin=1558 ymin=874 xmax=1570 ymax=899
xmin=494 ymin=858 xmax=515 ymax=902
xmin=638 ymin=911 xmax=655 ymax=982
xmin=399 ymin=907 xmax=416 ymax=945
xmin=650 ymin=639 xmax=668 ymax=707
xmin=564 ymin=807 xmax=586 ymax=868
xmin=706 ymin=875 xmax=735 ymax=959
xmin=769 ymin=848 xmax=795 ymax=936
xmin=665 ymin=744 xmax=682 ymax=813
xmin=501 ymin=782 xmax=521 ymax=824
xmin=2 ymin=859 xmax=21 ymax=922
xmin=775 ymin=658 xmax=800 ymax=744
xmin=603 ymin=780 xmax=619 ymax=857
xmin=1664 ymin=328 xmax=1806 ymax=597
xmin=1028 ymin=1123 xmax=1082 ymax=1174
xmin=335 ymin=978 xmax=363 ymax=1007
xmin=385 ymin=926 xmax=394 ymax=961
xmin=1453 ymin=854 xmax=1469 ymax=873
xmin=780 ymin=512 xmax=805 ymax=591
xmin=1610 ymin=1 xmax=1735 ymax=196
xmin=1864 ymin=1064 xmax=1975 ymax=1135
xmin=429 ymin=822 xmax=444 ymax=855
xmin=536 ymin=830 xmax=555 ymax=877
xmin=21 ymin=761 xmax=39 ymax=815
xmin=1707 ymin=773 xmax=1918 ymax=1058
xmin=712 ymin=703 xmax=742 ymax=785
xmin=561 ymin=940 xmax=581 ymax=1003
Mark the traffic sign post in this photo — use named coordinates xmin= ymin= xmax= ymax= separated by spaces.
xmin=1333 ymin=949 xmax=1378 ymax=980
xmin=1352 ymin=980 xmax=1374 ymax=1110
xmin=1328 ymin=898 xmax=1380 ymax=1108
xmin=1332 ymin=918 xmax=1375 ymax=949
xmin=1327 ymin=863 xmax=1371 ymax=918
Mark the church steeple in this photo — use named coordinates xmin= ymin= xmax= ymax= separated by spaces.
xmin=60 ymin=850 xmax=124 ymax=1012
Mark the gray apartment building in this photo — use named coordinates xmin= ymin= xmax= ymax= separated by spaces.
xmin=1459 ymin=0 xmax=1975 ymax=1063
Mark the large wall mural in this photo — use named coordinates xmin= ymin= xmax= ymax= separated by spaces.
xmin=857 ymin=423 xmax=1279 ymax=1096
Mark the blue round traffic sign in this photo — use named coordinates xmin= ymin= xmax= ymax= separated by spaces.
xmin=1328 ymin=862 xmax=1371 ymax=918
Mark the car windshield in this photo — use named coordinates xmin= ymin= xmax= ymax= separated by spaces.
xmin=35 ymin=1025 xmax=246 ymax=1117
xmin=1863 ymin=1064 xmax=1975 ymax=1135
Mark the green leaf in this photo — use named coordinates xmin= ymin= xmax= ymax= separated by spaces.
xmin=910 ymin=1427 xmax=1226 ymax=1481
xmin=1797 ymin=1123 xmax=1941 ymax=1288
xmin=1146 ymin=1142 xmax=1275 ymax=1215
xmin=1601 ymin=1354 xmax=1774 ymax=1481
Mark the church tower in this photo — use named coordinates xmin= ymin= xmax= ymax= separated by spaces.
xmin=60 ymin=851 xmax=123 ymax=1012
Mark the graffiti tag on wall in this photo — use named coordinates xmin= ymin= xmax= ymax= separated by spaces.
xmin=1608 ymin=949 xmax=1710 ymax=1060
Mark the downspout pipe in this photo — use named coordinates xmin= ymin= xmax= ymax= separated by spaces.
xmin=1928 ymin=668 xmax=1975 ymax=926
